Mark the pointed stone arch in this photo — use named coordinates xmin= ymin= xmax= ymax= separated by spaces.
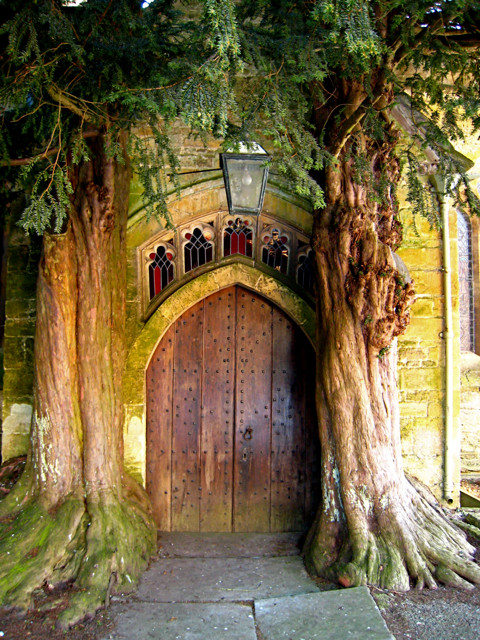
xmin=123 ymin=262 xmax=315 ymax=484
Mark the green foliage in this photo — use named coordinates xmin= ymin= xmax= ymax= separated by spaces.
xmin=312 ymin=0 xmax=382 ymax=69
xmin=0 ymin=0 xmax=479 ymax=233
xmin=203 ymin=0 xmax=241 ymax=68
xmin=378 ymin=345 xmax=391 ymax=359
xmin=404 ymin=152 xmax=442 ymax=229
xmin=0 ymin=0 xmax=244 ymax=232
xmin=237 ymin=0 xmax=479 ymax=224
xmin=18 ymin=158 xmax=73 ymax=234
xmin=129 ymin=120 xmax=180 ymax=227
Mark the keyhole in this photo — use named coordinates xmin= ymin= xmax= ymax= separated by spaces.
xmin=242 ymin=449 xmax=248 ymax=462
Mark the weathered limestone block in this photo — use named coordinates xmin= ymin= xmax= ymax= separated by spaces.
xmin=1 ymin=402 xmax=32 ymax=460
xmin=460 ymin=358 xmax=480 ymax=473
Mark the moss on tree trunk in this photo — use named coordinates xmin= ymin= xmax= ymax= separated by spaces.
xmin=0 ymin=132 xmax=156 ymax=626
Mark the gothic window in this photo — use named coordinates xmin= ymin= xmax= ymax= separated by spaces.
xmin=261 ymin=226 xmax=289 ymax=274
xmin=458 ymin=210 xmax=475 ymax=351
xmin=297 ymin=247 xmax=315 ymax=294
xmin=183 ymin=225 xmax=214 ymax=273
xmin=148 ymin=244 xmax=175 ymax=299
xmin=142 ymin=214 xmax=314 ymax=315
xmin=223 ymin=216 xmax=254 ymax=258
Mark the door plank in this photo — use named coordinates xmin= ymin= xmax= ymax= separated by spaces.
xmin=233 ymin=288 xmax=272 ymax=532
xmin=171 ymin=300 xmax=203 ymax=531
xmin=200 ymin=287 xmax=235 ymax=531
xmin=270 ymin=310 xmax=306 ymax=531
xmin=146 ymin=323 xmax=175 ymax=530
xmin=304 ymin=339 xmax=321 ymax=522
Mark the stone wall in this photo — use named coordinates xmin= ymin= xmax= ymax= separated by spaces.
xmin=1 ymin=228 xmax=40 ymax=462
xmin=396 ymin=200 xmax=461 ymax=502
xmin=460 ymin=353 xmax=480 ymax=473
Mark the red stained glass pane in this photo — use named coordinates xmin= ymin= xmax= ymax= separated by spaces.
xmin=231 ymin=232 xmax=238 ymax=254
xmin=148 ymin=245 xmax=175 ymax=299
xmin=149 ymin=253 xmax=156 ymax=260
xmin=154 ymin=265 xmax=161 ymax=295
xmin=185 ymin=233 xmax=192 ymax=240
xmin=239 ymin=232 xmax=246 ymax=255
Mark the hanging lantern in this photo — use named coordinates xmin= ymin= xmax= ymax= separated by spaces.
xmin=221 ymin=142 xmax=271 ymax=215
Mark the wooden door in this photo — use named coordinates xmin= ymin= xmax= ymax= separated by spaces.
xmin=146 ymin=285 xmax=319 ymax=532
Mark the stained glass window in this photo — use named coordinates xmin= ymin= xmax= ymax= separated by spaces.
xmin=184 ymin=227 xmax=214 ymax=273
xmin=297 ymin=248 xmax=315 ymax=294
xmin=148 ymin=245 xmax=175 ymax=299
xmin=261 ymin=228 xmax=289 ymax=274
xmin=224 ymin=217 xmax=254 ymax=257
xmin=458 ymin=210 xmax=475 ymax=351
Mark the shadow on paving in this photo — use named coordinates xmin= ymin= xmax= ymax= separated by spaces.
xmin=100 ymin=532 xmax=393 ymax=640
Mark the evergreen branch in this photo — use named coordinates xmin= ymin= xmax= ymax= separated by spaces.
xmin=1 ymin=131 xmax=99 ymax=167
xmin=46 ymin=85 xmax=97 ymax=122
xmin=81 ymin=0 xmax=116 ymax=47
xmin=391 ymin=6 xmax=475 ymax=68
xmin=332 ymin=105 xmax=368 ymax=157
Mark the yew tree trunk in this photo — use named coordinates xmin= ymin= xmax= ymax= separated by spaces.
xmin=304 ymin=145 xmax=480 ymax=590
xmin=0 ymin=132 xmax=155 ymax=624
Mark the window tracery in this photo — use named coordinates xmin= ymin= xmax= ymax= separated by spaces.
xmin=223 ymin=216 xmax=254 ymax=258
xmin=458 ymin=210 xmax=475 ymax=351
xmin=141 ymin=214 xmax=313 ymax=310
xmin=147 ymin=242 xmax=176 ymax=299
xmin=297 ymin=245 xmax=315 ymax=294
xmin=182 ymin=223 xmax=215 ymax=273
xmin=261 ymin=225 xmax=290 ymax=274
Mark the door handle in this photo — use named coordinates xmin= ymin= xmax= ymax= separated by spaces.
xmin=243 ymin=427 xmax=253 ymax=440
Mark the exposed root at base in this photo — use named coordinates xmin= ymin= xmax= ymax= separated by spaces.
xmin=0 ymin=498 xmax=88 ymax=611
xmin=58 ymin=490 xmax=156 ymax=628
xmin=305 ymin=481 xmax=480 ymax=593
xmin=0 ymin=479 xmax=156 ymax=627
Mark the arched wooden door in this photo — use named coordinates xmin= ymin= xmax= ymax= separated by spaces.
xmin=146 ymin=285 xmax=320 ymax=532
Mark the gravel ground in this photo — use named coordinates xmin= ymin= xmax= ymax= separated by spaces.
xmin=374 ymin=584 xmax=480 ymax=640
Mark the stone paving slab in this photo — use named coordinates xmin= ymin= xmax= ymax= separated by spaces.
xmin=100 ymin=602 xmax=257 ymax=640
xmin=255 ymin=587 xmax=394 ymax=640
xmin=158 ymin=531 xmax=303 ymax=558
xmin=136 ymin=556 xmax=319 ymax=603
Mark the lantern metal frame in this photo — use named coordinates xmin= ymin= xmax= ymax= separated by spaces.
xmin=221 ymin=142 xmax=271 ymax=216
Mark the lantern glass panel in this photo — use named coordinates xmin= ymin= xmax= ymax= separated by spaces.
xmin=223 ymin=156 xmax=269 ymax=213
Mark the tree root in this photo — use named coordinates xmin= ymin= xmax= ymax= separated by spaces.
xmin=59 ymin=488 xmax=156 ymax=627
xmin=0 ymin=477 xmax=156 ymax=627
xmin=0 ymin=498 xmax=88 ymax=611
xmin=305 ymin=479 xmax=480 ymax=592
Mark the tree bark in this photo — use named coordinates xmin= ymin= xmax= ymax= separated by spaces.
xmin=304 ymin=153 xmax=480 ymax=590
xmin=0 ymin=132 xmax=156 ymax=624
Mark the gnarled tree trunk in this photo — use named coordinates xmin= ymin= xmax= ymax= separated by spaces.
xmin=304 ymin=146 xmax=480 ymax=590
xmin=0 ymin=132 xmax=156 ymax=625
